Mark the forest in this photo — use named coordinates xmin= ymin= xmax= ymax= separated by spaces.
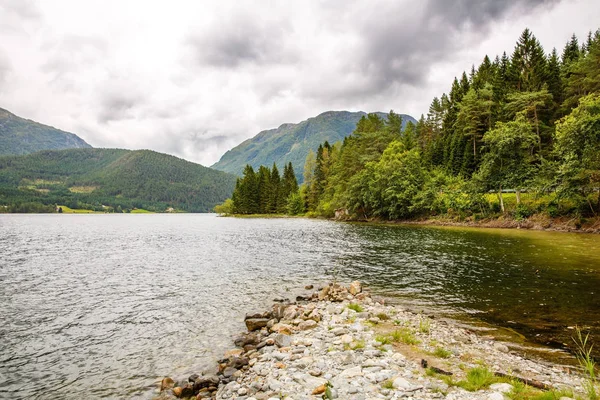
xmin=0 ymin=148 xmax=237 ymax=213
xmin=217 ymin=28 xmax=600 ymax=224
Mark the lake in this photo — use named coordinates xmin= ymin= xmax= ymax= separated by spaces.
xmin=1 ymin=214 xmax=598 ymax=399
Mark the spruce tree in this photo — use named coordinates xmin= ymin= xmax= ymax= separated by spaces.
xmin=269 ymin=163 xmax=281 ymax=213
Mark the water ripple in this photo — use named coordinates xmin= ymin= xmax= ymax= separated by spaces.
xmin=0 ymin=215 xmax=599 ymax=399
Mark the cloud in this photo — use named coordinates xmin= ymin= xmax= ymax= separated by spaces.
xmin=185 ymin=11 xmax=294 ymax=68
xmin=0 ymin=0 xmax=41 ymax=21
xmin=300 ymin=0 xmax=561 ymax=103
xmin=0 ymin=0 xmax=595 ymax=167
xmin=0 ymin=50 xmax=11 ymax=89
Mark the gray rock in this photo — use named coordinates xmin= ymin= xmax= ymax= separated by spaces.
xmin=493 ymin=342 xmax=510 ymax=353
xmin=274 ymin=334 xmax=291 ymax=348
xmin=298 ymin=320 xmax=318 ymax=330
xmin=331 ymin=327 xmax=347 ymax=336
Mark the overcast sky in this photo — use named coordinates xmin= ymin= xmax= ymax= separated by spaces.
xmin=0 ymin=0 xmax=598 ymax=166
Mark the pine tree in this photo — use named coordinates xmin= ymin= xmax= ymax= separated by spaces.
xmin=257 ymin=165 xmax=271 ymax=213
xmin=269 ymin=163 xmax=281 ymax=213
xmin=510 ymin=28 xmax=549 ymax=92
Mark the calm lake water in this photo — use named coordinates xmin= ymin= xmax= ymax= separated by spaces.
xmin=1 ymin=214 xmax=599 ymax=399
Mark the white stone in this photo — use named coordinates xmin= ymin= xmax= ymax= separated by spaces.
xmin=490 ymin=383 xmax=513 ymax=393
xmin=488 ymin=393 xmax=505 ymax=400
xmin=339 ymin=366 xmax=363 ymax=378
xmin=341 ymin=334 xmax=353 ymax=344
xmin=392 ymin=377 xmax=411 ymax=389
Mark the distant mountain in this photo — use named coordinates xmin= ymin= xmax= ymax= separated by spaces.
xmin=0 ymin=148 xmax=237 ymax=212
xmin=211 ymin=111 xmax=417 ymax=182
xmin=0 ymin=107 xmax=91 ymax=156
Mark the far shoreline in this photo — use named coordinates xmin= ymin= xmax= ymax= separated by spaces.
xmin=218 ymin=213 xmax=600 ymax=234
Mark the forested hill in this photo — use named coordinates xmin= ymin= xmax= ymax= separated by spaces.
xmin=0 ymin=148 xmax=237 ymax=212
xmin=211 ymin=111 xmax=416 ymax=182
xmin=0 ymin=107 xmax=91 ymax=156
xmin=221 ymin=28 xmax=600 ymax=228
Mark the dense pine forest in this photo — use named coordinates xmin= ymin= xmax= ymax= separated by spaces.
xmin=218 ymin=28 xmax=600 ymax=225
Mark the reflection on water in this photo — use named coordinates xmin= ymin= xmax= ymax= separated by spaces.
xmin=336 ymin=223 xmax=600 ymax=357
xmin=0 ymin=215 xmax=598 ymax=399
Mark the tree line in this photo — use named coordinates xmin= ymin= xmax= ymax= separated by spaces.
xmin=217 ymin=28 xmax=600 ymax=223
xmin=216 ymin=162 xmax=300 ymax=215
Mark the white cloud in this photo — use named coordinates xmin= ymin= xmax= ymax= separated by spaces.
xmin=0 ymin=0 xmax=597 ymax=166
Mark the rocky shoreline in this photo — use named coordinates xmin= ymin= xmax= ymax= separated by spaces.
xmin=155 ymin=282 xmax=588 ymax=400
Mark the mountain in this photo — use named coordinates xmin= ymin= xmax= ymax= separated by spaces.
xmin=0 ymin=148 xmax=237 ymax=212
xmin=211 ymin=110 xmax=417 ymax=182
xmin=0 ymin=107 xmax=92 ymax=156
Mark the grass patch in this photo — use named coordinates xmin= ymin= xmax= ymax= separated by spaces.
xmin=431 ymin=347 xmax=452 ymax=359
xmin=344 ymin=339 xmax=365 ymax=351
xmin=382 ymin=379 xmax=394 ymax=389
xmin=507 ymin=380 xmax=577 ymax=400
xmin=57 ymin=205 xmax=99 ymax=214
xmin=375 ymin=335 xmax=392 ymax=345
xmin=456 ymin=366 xmax=496 ymax=391
xmin=376 ymin=312 xmax=390 ymax=321
xmin=390 ymin=328 xmax=420 ymax=345
xmin=68 ymin=186 xmax=97 ymax=193
xmin=130 ymin=208 xmax=153 ymax=214
xmin=419 ymin=317 xmax=431 ymax=334
xmin=347 ymin=303 xmax=364 ymax=313
xmin=573 ymin=326 xmax=598 ymax=400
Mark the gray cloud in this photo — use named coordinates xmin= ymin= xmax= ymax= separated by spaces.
xmin=0 ymin=0 xmax=593 ymax=167
xmin=185 ymin=13 xmax=294 ymax=68
xmin=315 ymin=0 xmax=561 ymax=102
xmin=98 ymin=90 xmax=144 ymax=123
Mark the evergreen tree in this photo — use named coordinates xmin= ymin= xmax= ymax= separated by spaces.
xmin=510 ymin=29 xmax=549 ymax=92
xmin=257 ymin=165 xmax=271 ymax=213
xmin=269 ymin=163 xmax=281 ymax=213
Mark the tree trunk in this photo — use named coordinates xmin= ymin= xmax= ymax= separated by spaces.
xmin=473 ymin=135 xmax=476 ymax=157
xmin=516 ymin=190 xmax=521 ymax=205
xmin=498 ymin=187 xmax=505 ymax=213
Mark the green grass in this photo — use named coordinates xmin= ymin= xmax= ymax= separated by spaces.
xmin=456 ymin=366 xmax=496 ymax=391
xmin=375 ymin=335 xmax=392 ymax=345
xmin=347 ymin=303 xmax=364 ymax=313
xmin=507 ymin=380 xmax=577 ymax=400
xmin=573 ymin=327 xmax=598 ymax=400
xmin=57 ymin=205 xmax=100 ymax=214
xmin=419 ymin=317 xmax=431 ymax=333
xmin=431 ymin=347 xmax=452 ymax=359
xmin=130 ymin=208 xmax=153 ymax=214
xmin=390 ymin=328 xmax=420 ymax=345
xmin=344 ymin=339 xmax=365 ymax=351
xmin=376 ymin=312 xmax=390 ymax=320
xmin=382 ymin=379 xmax=394 ymax=389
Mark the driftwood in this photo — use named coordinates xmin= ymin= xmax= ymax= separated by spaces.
xmin=421 ymin=359 xmax=550 ymax=389
xmin=494 ymin=372 xmax=550 ymax=390
xmin=421 ymin=359 xmax=453 ymax=375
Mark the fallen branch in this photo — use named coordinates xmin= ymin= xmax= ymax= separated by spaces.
xmin=494 ymin=372 xmax=550 ymax=390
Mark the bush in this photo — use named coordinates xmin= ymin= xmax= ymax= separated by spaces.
xmin=514 ymin=203 xmax=534 ymax=220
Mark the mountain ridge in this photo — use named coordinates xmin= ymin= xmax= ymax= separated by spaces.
xmin=0 ymin=148 xmax=236 ymax=212
xmin=0 ymin=107 xmax=92 ymax=156
xmin=212 ymin=110 xmax=417 ymax=181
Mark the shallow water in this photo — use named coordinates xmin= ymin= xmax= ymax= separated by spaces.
xmin=0 ymin=214 xmax=598 ymax=399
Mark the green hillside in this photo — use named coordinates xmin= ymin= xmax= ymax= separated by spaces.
xmin=0 ymin=148 xmax=237 ymax=212
xmin=0 ymin=107 xmax=92 ymax=155
xmin=211 ymin=111 xmax=416 ymax=182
